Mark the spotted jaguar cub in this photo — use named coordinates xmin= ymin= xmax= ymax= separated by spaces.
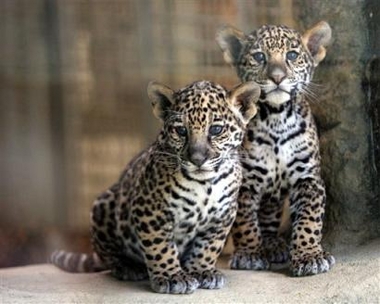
xmin=216 ymin=21 xmax=335 ymax=276
xmin=51 ymin=80 xmax=261 ymax=294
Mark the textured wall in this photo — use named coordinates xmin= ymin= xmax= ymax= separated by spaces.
xmin=0 ymin=0 xmax=297 ymax=267
xmin=295 ymin=0 xmax=380 ymax=248
xmin=1 ymin=0 xmax=378 ymax=267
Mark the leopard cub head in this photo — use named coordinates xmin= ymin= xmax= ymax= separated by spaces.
xmin=147 ymin=80 xmax=260 ymax=178
xmin=216 ymin=21 xmax=332 ymax=107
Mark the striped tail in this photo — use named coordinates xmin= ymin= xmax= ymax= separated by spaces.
xmin=50 ymin=250 xmax=107 ymax=273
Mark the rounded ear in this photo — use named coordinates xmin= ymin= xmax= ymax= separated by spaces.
xmin=147 ymin=81 xmax=175 ymax=121
xmin=302 ymin=21 xmax=332 ymax=66
xmin=228 ymin=81 xmax=261 ymax=125
xmin=216 ymin=24 xmax=246 ymax=66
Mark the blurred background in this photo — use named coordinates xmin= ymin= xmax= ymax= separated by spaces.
xmin=0 ymin=0 xmax=378 ymax=268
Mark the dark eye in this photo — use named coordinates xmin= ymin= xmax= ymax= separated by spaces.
xmin=209 ymin=125 xmax=223 ymax=136
xmin=174 ymin=126 xmax=187 ymax=137
xmin=252 ymin=52 xmax=266 ymax=63
xmin=286 ymin=51 xmax=299 ymax=61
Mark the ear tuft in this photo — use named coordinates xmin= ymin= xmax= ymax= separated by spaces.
xmin=147 ymin=81 xmax=175 ymax=121
xmin=216 ymin=24 xmax=246 ymax=66
xmin=302 ymin=21 xmax=332 ymax=66
xmin=228 ymin=81 xmax=261 ymax=125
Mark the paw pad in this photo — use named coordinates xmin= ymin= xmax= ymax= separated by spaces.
xmin=230 ymin=251 xmax=270 ymax=270
xmin=194 ymin=269 xmax=226 ymax=289
xmin=291 ymin=251 xmax=335 ymax=276
xmin=150 ymin=272 xmax=199 ymax=294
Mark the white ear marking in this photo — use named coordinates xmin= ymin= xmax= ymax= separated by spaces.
xmin=147 ymin=81 xmax=175 ymax=121
xmin=302 ymin=21 xmax=332 ymax=66
xmin=228 ymin=81 xmax=261 ymax=125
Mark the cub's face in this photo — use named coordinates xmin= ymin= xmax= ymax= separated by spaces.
xmin=216 ymin=22 xmax=332 ymax=107
xmin=239 ymin=25 xmax=314 ymax=106
xmin=148 ymin=80 xmax=260 ymax=178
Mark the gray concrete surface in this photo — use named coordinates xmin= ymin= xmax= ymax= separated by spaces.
xmin=1 ymin=239 xmax=379 ymax=304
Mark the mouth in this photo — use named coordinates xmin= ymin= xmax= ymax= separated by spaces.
xmin=182 ymin=166 xmax=217 ymax=181
xmin=260 ymin=84 xmax=292 ymax=106
xmin=190 ymin=167 xmax=214 ymax=174
xmin=184 ymin=163 xmax=217 ymax=176
xmin=266 ymin=86 xmax=290 ymax=95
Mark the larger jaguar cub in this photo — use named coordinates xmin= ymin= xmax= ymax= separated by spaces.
xmin=216 ymin=21 xmax=335 ymax=276
xmin=51 ymin=80 xmax=261 ymax=294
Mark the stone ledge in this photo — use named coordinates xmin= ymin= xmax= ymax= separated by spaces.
xmin=1 ymin=239 xmax=379 ymax=304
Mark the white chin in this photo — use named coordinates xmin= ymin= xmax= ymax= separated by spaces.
xmin=265 ymin=91 xmax=290 ymax=106
xmin=186 ymin=165 xmax=216 ymax=180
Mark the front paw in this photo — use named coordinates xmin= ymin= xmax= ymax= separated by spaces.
xmin=291 ymin=251 xmax=335 ymax=276
xmin=150 ymin=272 xmax=199 ymax=294
xmin=230 ymin=250 xmax=270 ymax=270
xmin=192 ymin=269 xmax=225 ymax=289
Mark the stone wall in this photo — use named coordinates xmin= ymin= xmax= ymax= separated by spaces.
xmin=295 ymin=0 xmax=380 ymax=248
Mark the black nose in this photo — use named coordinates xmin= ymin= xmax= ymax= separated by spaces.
xmin=189 ymin=152 xmax=207 ymax=167
xmin=269 ymin=73 xmax=286 ymax=85
xmin=187 ymin=143 xmax=208 ymax=167
xmin=267 ymin=63 xmax=287 ymax=85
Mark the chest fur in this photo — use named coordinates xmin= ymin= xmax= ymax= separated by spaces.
xmin=242 ymin=101 xmax=319 ymax=187
xmin=116 ymin=154 xmax=240 ymax=255
xmin=168 ymin=166 xmax=239 ymax=245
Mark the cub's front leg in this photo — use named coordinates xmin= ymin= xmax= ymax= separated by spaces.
xmin=289 ymin=178 xmax=335 ymax=276
xmin=182 ymin=222 xmax=233 ymax=290
xmin=132 ymin=207 xmax=199 ymax=294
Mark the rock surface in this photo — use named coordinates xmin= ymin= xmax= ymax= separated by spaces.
xmin=295 ymin=0 xmax=380 ymax=248
xmin=1 ymin=239 xmax=379 ymax=304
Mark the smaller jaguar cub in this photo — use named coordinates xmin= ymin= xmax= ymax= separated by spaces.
xmin=51 ymin=80 xmax=261 ymax=294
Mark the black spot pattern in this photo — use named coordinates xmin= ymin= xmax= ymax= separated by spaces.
xmin=50 ymin=80 xmax=253 ymax=294
xmin=217 ymin=23 xmax=335 ymax=276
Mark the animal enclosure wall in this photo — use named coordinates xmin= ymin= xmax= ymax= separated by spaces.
xmin=0 ymin=0 xmax=378 ymax=267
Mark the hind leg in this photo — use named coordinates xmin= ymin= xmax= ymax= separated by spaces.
xmin=259 ymin=197 xmax=289 ymax=264
xmin=111 ymin=259 xmax=148 ymax=281
xmin=92 ymin=229 xmax=148 ymax=281
xmin=230 ymin=189 xmax=269 ymax=270
xmin=92 ymin=225 xmax=149 ymax=281
xmin=91 ymin=187 xmax=148 ymax=281
xmin=262 ymin=235 xmax=289 ymax=264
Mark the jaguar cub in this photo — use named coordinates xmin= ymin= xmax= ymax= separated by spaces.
xmin=217 ymin=21 xmax=335 ymax=276
xmin=51 ymin=80 xmax=261 ymax=294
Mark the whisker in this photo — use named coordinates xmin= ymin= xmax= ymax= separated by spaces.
xmin=153 ymin=150 xmax=178 ymax=158
xmin=151 ymin=149 xmax=182 ymax=170
xmin=307 ymin=81 xmax=325 ymax=88
xmin=299 ymin=82 xmax=323 ymax=103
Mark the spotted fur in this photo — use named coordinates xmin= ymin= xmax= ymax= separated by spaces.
xmin=216 ymin=21 xmax=335 ymax=276
xmin=51 ymin=80 xmax=261 ymax=294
